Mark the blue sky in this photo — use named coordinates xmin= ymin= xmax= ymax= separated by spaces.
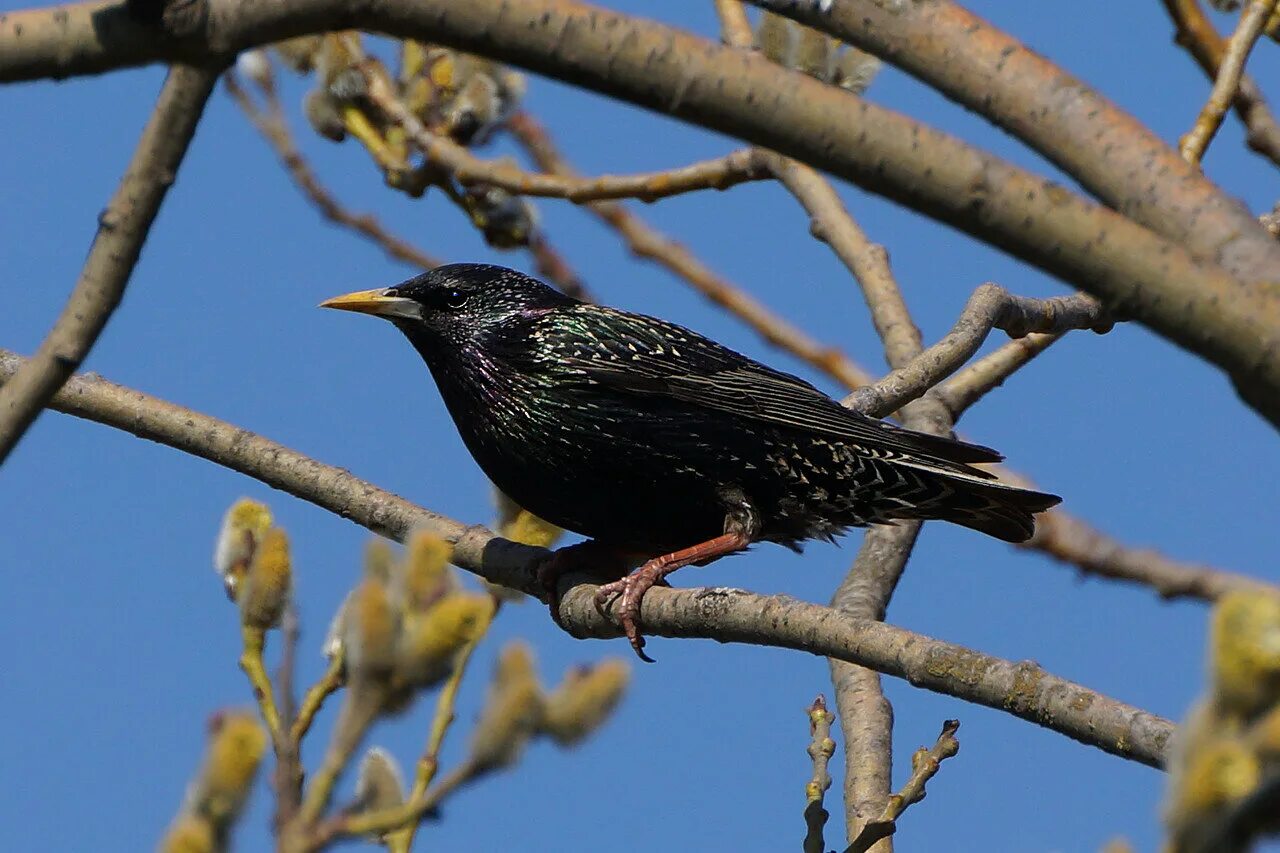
xmin=2 ymin=2 xmax=1278 ymax=851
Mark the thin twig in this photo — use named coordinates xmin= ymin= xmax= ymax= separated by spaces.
xmin=295 ymin=684 xmax=387 ymax=827
xmin=383 ymin=635 xmax=486 ymax=852
xmin=842 ymin=285 xmax=1110 ymax=419
xmin=771 ymin=151 xmax=939 ymax=847
xmin=1162 ymin=0 xmax=1280 ymax=167
xmin=933 ymin=332 xmax=1065 ymax=418
xmin=1180 ymin=0 xmax=1280 ymax=164
xmin=364 ymin=69 xmax=773 ymax=204
xmin=525 ymin=232 xmax=594 ymax=301
xmin=715 ymin=0 xmax=757 ymax=49
xmin=804 ymin=695 xmax=837 ymax=853
xmin=275 ymin=602 xmax=303 ymax=823
xmin=0 ymin=62 xmax=220 ymax=464
xmin=289 ymin=651 xmax=346 ymax=746
xmin=224 ymin=71 xmax=442 ymax=271
xmin=845 ymin=720 xmax=961 ymax=853
xmin=0 ymin=349 xmax=1184 ymax=767
xmin=504 ymin=112 xmax=874 ymax=390
xmin=241 ymin=625 xmax=284 ymax=750
xmin=768 ymin=155 xmax=925 ymax=372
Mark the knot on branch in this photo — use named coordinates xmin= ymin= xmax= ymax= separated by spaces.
xmin=125 ymin=0 xmax=208 ymax=39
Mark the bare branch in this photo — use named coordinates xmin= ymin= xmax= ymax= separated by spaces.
xmin=2 ymin=1 xmax=1277 ymax=425
xmin=842 ymin=285 xmax=1111 ymax=419
xmin=0 ymin=61 xmax=219 ymax=464
xmin=768 ymin=154 xmax=924 ymax=371
xmin=365 ymin=69 xmax=773 ymax=204
xmin=1161 ymin=0 xmax=1280 ymax=167
xmin=1179 ymin=0 xmax=1280 ymax=164
xmin=715 ymin=0 xmax=757 ymax=50
xmin=224 ymin=70 xmax=442 ymax=271
xmin=846 ymin=720 xmax=961 ymax=853
xmin=0 ymin=348 xmax=1176 ymax=767
xmin=933 ymin=332 xmax=1065 ymax=419
xmin=744 ymin=0 xmax=1280 ymax=277
xmin=804 ymin=695 xmax=837 ymax=853
xmin=505 ymin=113 xmax=875 ymax=390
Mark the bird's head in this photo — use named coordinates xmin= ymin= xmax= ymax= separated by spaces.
xmin=320 ymin=263 xmax=576 ymax=350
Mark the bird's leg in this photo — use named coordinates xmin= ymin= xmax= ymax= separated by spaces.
xmin=536 ymin=540 xmax=641 ymax=629
xmin=594 ymin=530 xmax=752 ymax=662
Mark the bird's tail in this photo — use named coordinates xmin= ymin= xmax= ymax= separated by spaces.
xmin=922 ymin=476 xmax=1061 ymax=543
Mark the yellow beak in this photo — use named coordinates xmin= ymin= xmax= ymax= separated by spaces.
xmin=319 ymin=288 xmax=422 ymax=321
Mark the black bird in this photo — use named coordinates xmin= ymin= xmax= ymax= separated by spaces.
xmin=322 ymin=264 xmax=1060 ymax=659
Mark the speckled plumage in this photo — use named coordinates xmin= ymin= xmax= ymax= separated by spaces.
xmin=334 ymin=264 xmax=1059 ymax=556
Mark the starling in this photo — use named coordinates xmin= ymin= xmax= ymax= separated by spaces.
xmin=322 ymin=264 xmax=1060 ymax=659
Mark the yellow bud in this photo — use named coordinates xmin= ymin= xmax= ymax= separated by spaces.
xmin=398 ymin=531 xmax=455 ymax=611
xmin=363 ymin=538 xmax=397 ymax=583
xmin=197 ymin=711 xmax=267 ymax=824
xmin=541 ymin=659 xmax=630 ymax=746
xmin=394 ymin=593 xmax=494 ymax=690
xmin=158 ymin=814 xmax=215 ymax=853
xmin=500 ymin=509 xmax=563 ymax=551
xmin=213 ymin=499 xmax=272 ymax=600
xmin=343 ymin=576 xmax=400 ymax=682
xmin=399 ymin=39 xmax=429 ymax=84
xmin=468 ymin=642 xmax=544 ymax=772
xmin=273 ymin=36 xmax=324 ymax=73
xmin=354 ymin=746 xmax=406 ymax=816
xmin=794 ymin=26 xmax=837 ymax=82
xmin=833 ymin=49 xmax=881 ymax=94
xmin=1210 ymin=590 xmax=1280 ymax=719
xmin=755 ymin=12 xmax=796 ymax=68
xmin=239 ymin=527 xmax=292 ymax=630
xmin=428 ymin=49 xmax=457 ymax=90
xmin=1251 ymin=705 xmax=1280 ymax=760
xmin=1166 ymin=737 xmax=1260 ymax=826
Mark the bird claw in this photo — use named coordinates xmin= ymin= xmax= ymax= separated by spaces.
xmin=593 ymin=568 xmax=668 ymax=663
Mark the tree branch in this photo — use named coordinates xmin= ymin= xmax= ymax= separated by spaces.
xmin=224 ymin=69 xmax=442 ymax=271
xmin=842 ymin=285 xmax=1110 ymax=420
xmin=933 ymin=332 xmax=1066 ymax=419
xmin=504 ymin=113 xmax=876 ymax=391
xmin=0 ymin=61 xmax=219 ymax=464
xmin=744 ymin=0 xmax=1280 ymax=279
xmin=845 ymin=720 xmax=961 ymax=853
xmin=3 ymin=0 xmax=1279 ymax=426
xmin=1161 ymin=0 xmax=1280 ymax=168
xmin=1179 ymin=0 xmax=1280 ymax=164
xmin=0 ymin=348 xmax=1175 ymax=768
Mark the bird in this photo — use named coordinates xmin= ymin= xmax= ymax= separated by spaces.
xmin=321 ymin=263 xmax=1061 ymax=660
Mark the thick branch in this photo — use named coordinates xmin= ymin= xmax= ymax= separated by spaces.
xmin=3 ymin=0 xmax=1279 ymax=425
xmin=0 ymin=349 xmax=1174 ymax=768
xmin=745 ymin=0 xmax=1280 ymax=279
xmin=843 ymin=285 xmax=1110 ymax=419
xmin=0 ymin=61 xmax=219 ymax=463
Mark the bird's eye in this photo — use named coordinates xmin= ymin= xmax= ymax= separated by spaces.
xmin=439 ymin=288 xmax=469 ymax=310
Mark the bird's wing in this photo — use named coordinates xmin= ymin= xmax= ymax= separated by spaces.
xmin=523 ymin=307 xmax=1003 ymax=475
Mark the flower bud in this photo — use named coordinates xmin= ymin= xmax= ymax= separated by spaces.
xmin=354 ymin=746 xmax=406 ymax=816
xmin=213 ymin=499 xmax=272 ymax=601
xmin=238 ymin=527 xmax=292 ymax=630
xmin=394 ymin=593 xmax=494 ymax=690
xmin=468 ymin=642 xmax=544 ymax=772
xmin=195 ymin=711 xmax=267 ymax=824
xmin=541 ymin=659 xmax=630 ymax=746
xmin=342 ymin=574 xmax=400 ymax=684
xmin=158 ymin=814 xmax=215 ymax=853
xmin=1210 ymin=590 xmax=1280 ymax=720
